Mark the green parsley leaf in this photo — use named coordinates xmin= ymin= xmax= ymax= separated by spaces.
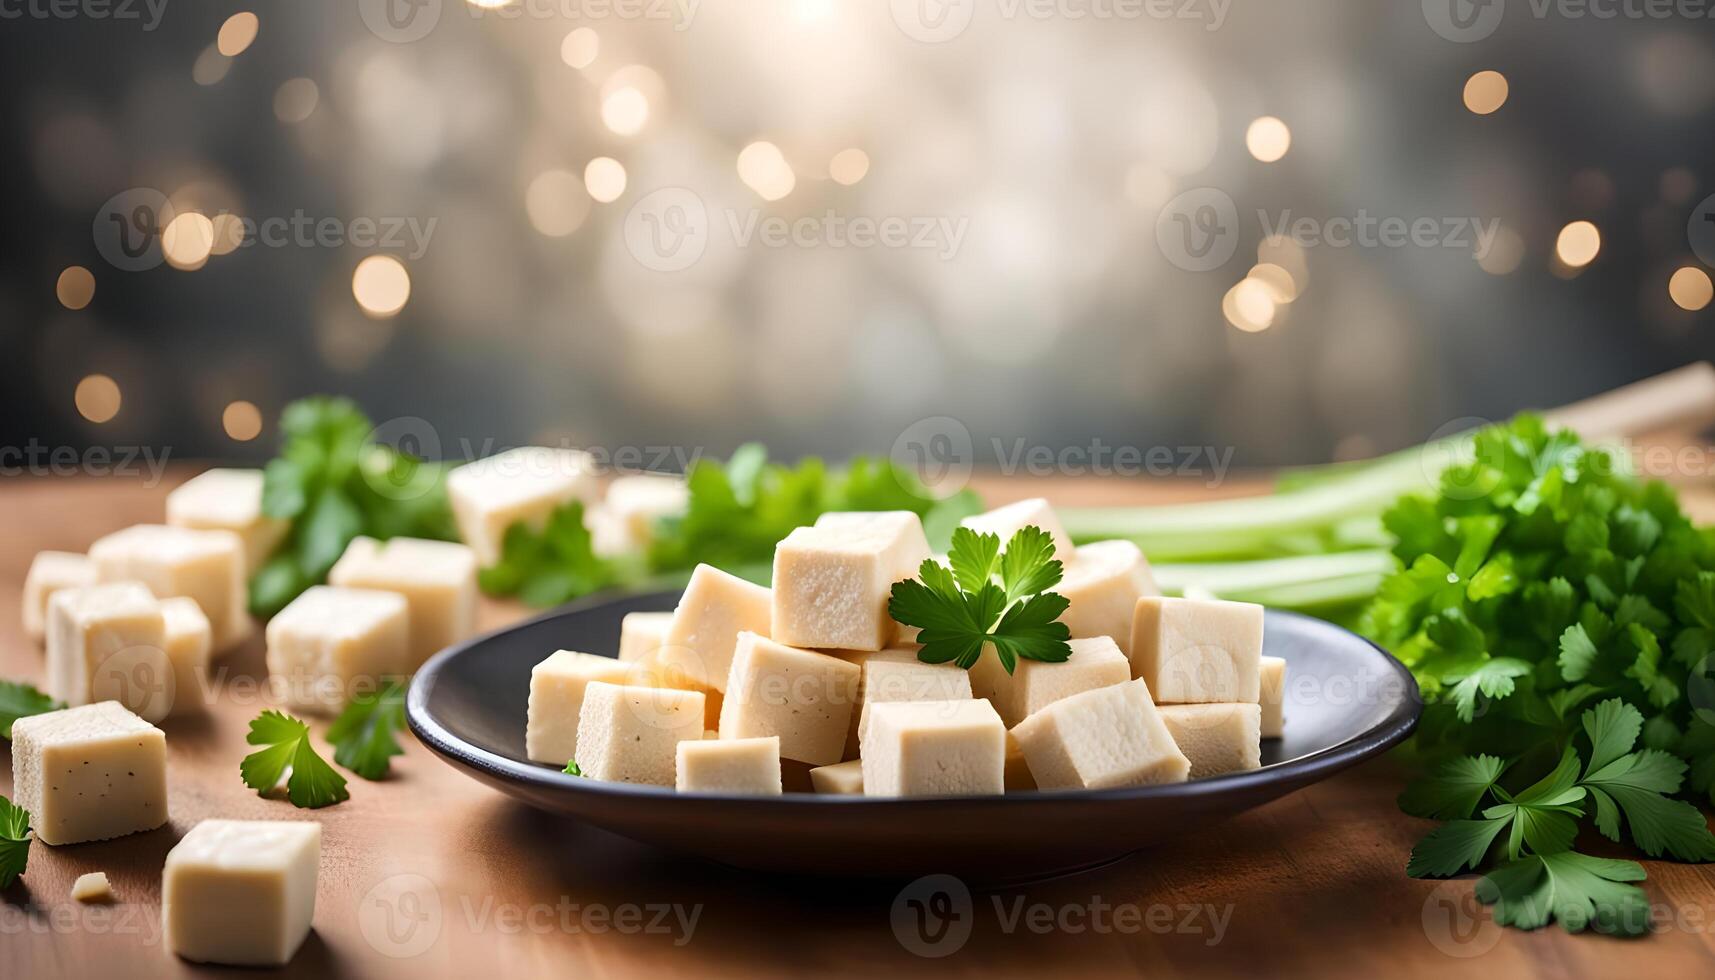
xmin=0 ymin=680 xmax=63 ymax=739
xmin=563 ymin=760 xmax=583 ymax=776
xmin=947 ymin=528 xmax=1001 ymax=594
xmin=998 ymin=526 xmax=1064 ymax=602
xmin=0 ymin=795 xmax=32 ymax=889
xmin=890 ymin=526 xmax=1073 ymax=674
xmin=1444 ymin=658 xmax=1533 ymax=723
xmin=1475 ymin=852 xmax=1651 ymax=935
xmin=1406 ymin=817 xmax=1510 ymax=878
xmin=1398 ymin=755 xmax=1509 ymax=820
xmin=327 ymin=681 xmax=407 ymax=780
xmin=241 ymin=710 xmax=350 ymax=809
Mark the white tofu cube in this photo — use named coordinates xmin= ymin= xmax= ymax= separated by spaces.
xmin=809 ymin=759 xmax=864 ymax=795
xmin=576 ymin=681 xmax=706 ymax=785
xmin=328 ymin=535 xmax=479 ymax=668
xmin=771 ymin=511 xmax=931 ymax=651
xmin=853 ymin=649 xmax=973 ymax=754
xmin=1058 ymin=541 xmax=1160 ymax=656
xmin=21 ymin=551 xmax=96 ymax=643
xmin=89 ymin=524 xmax=251 ymax=654
xmin=719 ymin=632 xmax=861 ymax=766
xmin=982 ymin=635 xmax=1132 ymax=727
xmin=447 ymin=447 xmax=598 ymax=566
xmin=1158 ymin=703 xmax=1263 ymax=778
xmin=162 ymin=819 xmax=321 ymax=966
xmin=46 ymin=583 xmax=173 ymax=722
xmin=618 ymin=610 xmax=674 ymax=662
xmin=10 ymin=702 xmax=169 ymax=845
xmin=1010 ymin=679 xmax=1190 ymax=790
xmin=72 ymin=872 xmax=113 ymax=903
xmin=959 ymin=497 xmax=1075 ymax=559
xmin=658 ymin=564 xmax=773 ymax=692
xmin=603 ymin=474 xmax=688 ymax=548
xmin=862 ymin=699 xmax=1006 ymax=797
xmin=165 ymin=468 xmax=289 ymax=573
xmin=676 ymin=736 xmax=783 ymax=794
xmin=1260 ymin=655 xmax=1287 ymax=738
xmin=1131 ymin=597 xmax=1264 ymax=703
xmin=525 ymin=650 xmax=640 ymax=765
xmin=264 ymin=586 xmax=409 ymax=715
xmin=160 ymin=597 xmax=212 ymax=717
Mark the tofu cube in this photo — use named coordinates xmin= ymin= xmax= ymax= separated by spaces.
xmin=575 ymin=681 xmax=706 ymax=785
xmin=631 ymin=655 xmax=724 ymax=731
xmin=771 ymin=511 xmax=932 ymax=651
xmin=72 ymin=871 xmax=114 ymax=903
xmin=658 ymin=564 xmax=773 ymax=692
xmin=162 ymin=820 xmax=321 ymax=966
xmin=1130 ymin=597 xmax=1264 ymax=703
xmin=165 ymin=469 xmax=289 ymax=573
xmin=602 ymin=474 xmax=688 ymax=549
xmin=1158 ymin=703 xmax=1263 ymax=778
xmin=809 ymin=759 xmax=864 ymax=795
xmin=618 ymin=610 xmax=674 ymax=663
xmin=1260 ymin=655 xmax=1287 ymax=738
xmin=1058 ymin=541 xmax=1160 ymax=656
xmin=89 ymin=524 xmax=250 ymax=654
xmin=264 ymin=586 xmax=409 ymax=715
xmin=10 ymin=702 xmax=169 ymax=845
xmin=328 ymin=536 xmax=479 ymax=669
xmin=862 ymin=699 xmax=1006 ymax=797
xmin=1010 ymin=679 xmax=1191 ymax=790
xmin=447 ymin=447 xmax=598 ymax=566
xmin=959 ymin=497 xmax=1075 ymax=559
xmin=525 ymin=650 xmax=639 ymax=765
xmin=982 ymin=635 xmax=1132 ymax=727
xmin=21 ymin=551 xmax=96 ymax=643
xmin=160 ymin=597 xmax=212 ymax=717
xmin=46 ymin=583 xmax=173 ymax=722
xmin=719 ymin=632 xmax=862 ymax=766
xmin=676 ymin=736 xmax=783 ymax=794
xmin=852 ymin=649 xmax=973 ymax=756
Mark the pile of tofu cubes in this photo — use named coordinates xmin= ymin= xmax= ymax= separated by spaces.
xmin=526 ymin=497 xmax=1288 ymax=796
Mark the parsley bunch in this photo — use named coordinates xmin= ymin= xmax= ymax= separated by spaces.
xmin=478 ymin=500 xmax=624 ymax=607
xmin=1406 ymin=699 xmax=1715 ymax=934
xmin=888 ymin=526 xmax=1073 ymax=672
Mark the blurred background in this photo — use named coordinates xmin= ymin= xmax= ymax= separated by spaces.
xmin=3 ymin=0 xmax=1713 ymax=471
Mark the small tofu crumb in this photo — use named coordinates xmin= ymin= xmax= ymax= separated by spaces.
xmin=72 ymin=872 xmax=114 ymax=903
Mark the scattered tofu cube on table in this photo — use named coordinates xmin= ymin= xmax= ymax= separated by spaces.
xmin=72 ymin=871 xmax=114 ymax=903
xmin=525 ymin=650 xmax=640 ymax=765
xmin=979 ymin=635 xmax=1132 ymax=727
xmin=10 ymin=701 xmax=169 ymax=845
xmin=862 ymin=699 xmax=1006 ymax=797
xmin=958 ymin=497 xmax=1075 ymax=559
xmin=1130 ymin=596 xmax=1264 ymax=703
xmin=600 ymin=473 xmax=688 ymax=551
xmin=771 ymin=511 xmax=931 ymax=651
xmin=851 ymin=648 xmax=972 ymax=757
xmin=160 ymin=597 xmax=212 ymax=717
xmin=1158 ymin=703 xmax=1263 ymax=778
xmin=576 ymin=681 xmax=706 ymax=785
xmin=46 ymin=583 xmax=173 ymax=721
xmin=21 ymin=551 xmax=95 ymax=643
xmin=676 ymin=735 xmax=783 ymax=794
xmin=162 ymin=819 xmax=321 ymax=967
xmin=809 ymin=759 xmax=864 ymax=795
xmin=658 ymin=564 xmax=773 ymax=692
xmin=447 ymin=447 xmax=598 ymax=567
xmin=618 ymin=610 xmax=674 ymax=663
xmin=165 ymin=468 xmax=288 ymax=574
xmin=1260 ymin=655 xmax=1287 ymax=738
xmin=89 ymin=524 xmax=251 ymax=654
xmin=1058 ymin=541 xmax=1159 ymax=656
xmin=719 ymin=632 xmax=861 ymax=766
xmin=328 ymin=535 xmax=479 ymax=668
xmin=264 ymin=586 xmax=409 ymax=715
xmin=1010 ymin=679 xmax=1191 ymax=790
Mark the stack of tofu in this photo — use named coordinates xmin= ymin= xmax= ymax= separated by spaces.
xmin=526 ymin=496 xmax=1289 ymax=796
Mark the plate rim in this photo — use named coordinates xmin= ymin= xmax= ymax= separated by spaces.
xmin=407 ymin=590 xmax=1422 ymax=806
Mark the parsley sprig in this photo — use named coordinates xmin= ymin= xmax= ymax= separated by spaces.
xmin=1406 ymin=698 xmax=1715 ymax=935
xmin=0 ymin=680 xmax=62 ymax=739
xmin=888 ymin=525 xmax=1072 ymax=673
xmin=0 ymin=796 xmax=32 ymax=889
xmin=327 ymin=681 xmax=408 ymax=781
xmin=240 ymin=710 xmax=350 ymax=809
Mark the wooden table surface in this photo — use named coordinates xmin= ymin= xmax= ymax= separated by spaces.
xmin=4 ymin=467 xmax=1714 ymax=979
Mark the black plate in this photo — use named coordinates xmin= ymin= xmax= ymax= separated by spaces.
xmin=407 ymin=591 xmax=1420 ymax=879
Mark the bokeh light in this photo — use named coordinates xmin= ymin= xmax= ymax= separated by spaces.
xmin=162 ymin=212 xmax=216 ymax=271
xmin=75 ymin=374 xmax=121 ymax=423
xmin=1245 ymin=116 xmax=1291 ymax=163
xmin=584 ymin=157 xmax=627 ymax=203
xmin=1555 ymin=220 xmax=1602 ymax=268
xmin=601 ymin=87 xmax=650 ymax=136
xmin=525 ymin=169 xmax=592 ymax=237
xmin=1223 ymin=278 xmax=1277 ymax=332
xmin=561 ymin=29 xmax=599 ymax=69
xmin=1669 ymin=267 xmax=1714 ymax=311
xmin=217 ymin=13 xmax=260 ymax=57
xmin=1462 ymin=71 xmax=1509 ymax=114
xmin=829 ymin=148 xmax=869 ymax=186
xmin=352 ymin=255 xmax=412 ymax=318
xmin=222 ymin=400 xmax=263 ymax=441
xmin=56 ymin=266 xmax=95 ymax=310
xmin=274 ymin=78 xmax=319 ymax=123
xmin=737 ymin=141 xmax=795 ymax=201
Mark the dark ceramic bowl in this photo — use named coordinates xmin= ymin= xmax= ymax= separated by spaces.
xmin=407 ymin=591 xmax=1420 ymax=880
